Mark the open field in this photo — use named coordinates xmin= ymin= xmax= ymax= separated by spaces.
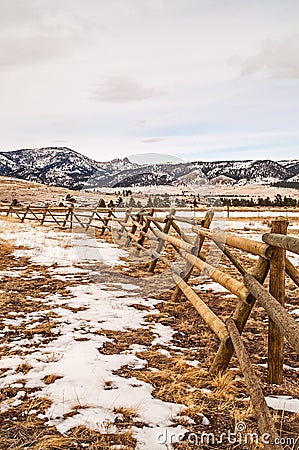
xmin=1 ymin=176 xmax=299 ymax=209
xmin=95 ymin=184 xmax=299 ymax=201
xmin=0 ymin=207 xmax=299 ymax=449
xmin=0 ymin=177 xmax=99 ymax=207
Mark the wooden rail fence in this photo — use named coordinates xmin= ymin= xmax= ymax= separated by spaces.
xmin=1 ymin=204 xmax=299 ymax=448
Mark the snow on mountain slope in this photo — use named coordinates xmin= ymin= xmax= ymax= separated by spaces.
xmin=0 ymin=147 xmax=298 ymax=188
xmin=288 ymin=173 xmax=299 ymax=182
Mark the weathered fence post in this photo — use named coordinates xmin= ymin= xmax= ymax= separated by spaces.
xmin=101 ymin=208 xmax=113 ymax=236
xmin=148 ymin=208 xmax=175 ymax=273
xmin=125 ymin=211 xmax=140 ymax=246
xmin=28 ymin=206 xmax=43 ymax=224
xmin=226 ymin=318 xmax=283 ymax=450
xmin=21 ymin=205 xmax=30 ymax=223
xmin=72 ymin=210 xmax=87 ymax=229
xmin=268 ymin=217 xmax=288 ymax=384
xmin=244 ymin=273 xmax=299 ymax=355
xmin=41 ymin=206 xmax=49 ymax=225
xmin=6 ymin=205 xmax=12 ymax=217
xmin=210 ymin=256 xmax=269 ymax=375
xmin=118 ymin=208 xmax=132 ymax=239
xmin=171 ymin=210 xmax=214 ymax=302
xmin=61 ymin=206 xmax=74 ymax=229
xmin=85 ymin=209 xmax=96 ymax=231
xmin=69 ymin=205 xmax=74 ymax=229
xmin=137 ymin=209 xmax=154 ymax=251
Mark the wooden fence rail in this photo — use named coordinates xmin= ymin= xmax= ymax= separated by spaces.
xmin=244 ymin=274 xmax=299 ymax=355
xmin=263 ymin=232 xmax=299 ymax=255
xmin=1 ymin=204 xmax=299 ymax=447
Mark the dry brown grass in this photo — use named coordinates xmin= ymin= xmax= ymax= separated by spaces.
xmin=24 ymin=321 xmax=56 ymax=337
xmin=211 ymin=371 xmax=238 ymax=401
xmin=1 ymin=213 xmax=299 ymax=449
xmin=43 ymin=374 xmax=64 ymax=385
xmin=16 ymin=362 xmax=33 ymax=374
xmin=0 ymin=378 xmax=137 ymax=449
xmin=99 ymin=328 xmax=155 ymax=355
xmin=0 ymin=239 xmax=14 ymax=254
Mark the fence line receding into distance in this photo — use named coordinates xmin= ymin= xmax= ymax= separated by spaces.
xmin=1 ymin=203 xmax=299 ymax=449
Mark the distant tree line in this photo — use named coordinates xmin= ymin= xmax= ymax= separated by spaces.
xmin=221 ymin=194 xmax=298 ymax=207
xmin=272 ymin=181 xmax=299 ymax=190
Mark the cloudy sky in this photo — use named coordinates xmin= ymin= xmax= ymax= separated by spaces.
xmin=1 ymin=0 xmax=299 ymax=162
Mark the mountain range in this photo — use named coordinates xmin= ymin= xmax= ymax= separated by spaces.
xmin=0 ymin=147 xmax=298 ymax=189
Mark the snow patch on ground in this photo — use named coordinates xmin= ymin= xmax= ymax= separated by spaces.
xmin=265 ymin=395 xmax=299 ymax=413
xmin=0 ymin=219 xmax=187 ymax=448
xmin=0 ymin=220 xmax=128 ymax=267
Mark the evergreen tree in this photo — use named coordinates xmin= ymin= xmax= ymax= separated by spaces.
xmin=128 ymin=197 xmax=136 ymax=208
xmin=162 ymin=193 xmax=170 ymax=207
xmin=146 ymin=197 xmax=154 ymax=207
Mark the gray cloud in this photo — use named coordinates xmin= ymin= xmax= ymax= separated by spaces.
xmin=141 ymin=137 xmax=167 ymax=143
xmin=238 ymin=34 xmax=299 ymax=78
xmin=135 ymin=119 xmax=147 ymax=126
xmin=0 ymin=1 xmax=102 ymax=31
xmin=0 ymin=2 xmax=102 ymax=67
xmin=0 ymin=35 xmax=72 ymax=67
xmin=0 ymin=1 xmax=40 ymax=29
xmin=91 ymin=76 xmax=164 ymax=103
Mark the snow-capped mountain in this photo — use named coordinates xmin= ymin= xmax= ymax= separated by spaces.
xmin=0 ymin=147 xmax=138 ymax=189
xmin=0 ymin=147 xmax=298 ymax=189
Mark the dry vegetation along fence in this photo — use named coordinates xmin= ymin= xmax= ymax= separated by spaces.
xmin=1 ymin=204 xmax=299 ymax=448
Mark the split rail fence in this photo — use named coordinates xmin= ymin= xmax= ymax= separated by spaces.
xmin=1 ymin=204 xmax=299 ymax=448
